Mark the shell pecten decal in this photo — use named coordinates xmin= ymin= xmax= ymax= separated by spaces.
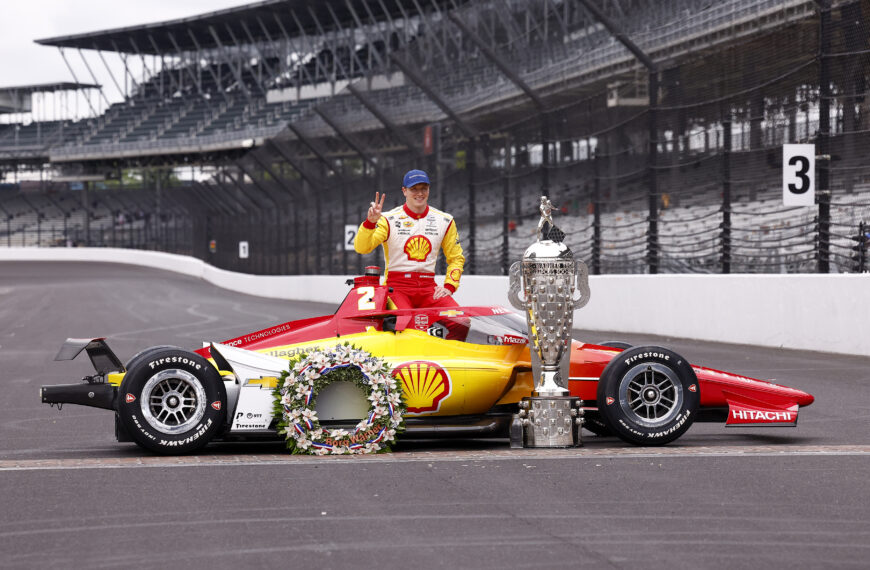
xmin=404 ymin=235 xmax=432 ymax=261
xmin=392 ymin=361 xmax=451 ymax=414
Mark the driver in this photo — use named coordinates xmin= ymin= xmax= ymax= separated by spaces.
xmin=354 ymin=169 xmax=465 ymax=312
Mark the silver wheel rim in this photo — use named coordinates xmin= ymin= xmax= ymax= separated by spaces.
xmin=618 ymin=363 xmax=683 ymax=428
xmin=140 ymin=369 xmax=207 ymax=435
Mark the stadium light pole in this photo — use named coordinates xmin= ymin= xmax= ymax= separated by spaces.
xmin=576 ymin=0 xmax=660 ymax=274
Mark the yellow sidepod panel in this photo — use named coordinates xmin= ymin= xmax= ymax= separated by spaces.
xmin=256 ymin=329 xmax=518 ymax=417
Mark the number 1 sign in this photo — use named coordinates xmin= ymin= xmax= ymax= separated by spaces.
xmin=782 ymin=144 xmax=815 ymax=206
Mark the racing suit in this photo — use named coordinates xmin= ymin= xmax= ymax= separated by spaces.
xmin=354 ymin=204 xmax=465 ymax=311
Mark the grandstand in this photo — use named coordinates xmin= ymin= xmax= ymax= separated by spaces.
xmin=1 ymin=0 xmax=869 ymax=275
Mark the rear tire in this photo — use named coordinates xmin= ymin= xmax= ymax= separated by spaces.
xmin=117 ymin=347 xmax=226 ymax=454
xmin=600 ymin=341 xmax=632 ymax=350
xmin=597 ymin=346 xmax=699 ymax=446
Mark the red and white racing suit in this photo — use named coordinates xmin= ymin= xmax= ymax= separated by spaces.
xmin=354 ymin=204 xmax=465 ymax=310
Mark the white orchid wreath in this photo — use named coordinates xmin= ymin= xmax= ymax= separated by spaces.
xmin=273 ymin=343 xmax=405 ymax=455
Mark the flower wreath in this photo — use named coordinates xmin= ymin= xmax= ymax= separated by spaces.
xmin=273 ymin=344 xmax=405 ymax=455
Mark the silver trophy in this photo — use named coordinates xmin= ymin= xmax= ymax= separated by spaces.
xmin=508 ymin=196 xmax=590 ymax=448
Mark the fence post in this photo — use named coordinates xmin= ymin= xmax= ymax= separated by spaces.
xmin=467 ymin=136 xmax=477 ymax=275
xmin=647 ymin=69 xmax=660 ymax=274
xmin=817 ymin=0 xmax=832 ymax=273
xmin=83 ymin=181 xmax=91 ymax=246
xmin=853 ymin=221 xmax=867 ymax=272
xmin=592 ymin=145 xmax=602 ymax=275
xmin=721 ymin=106 xmax=732 ymax=273
xmin=502 ymin=134 xmax=511 ymax=275
xmin=293 ymin=200 xmax=300 ymax=275
xmin=342 ymin=184 xmax=348 ymax=275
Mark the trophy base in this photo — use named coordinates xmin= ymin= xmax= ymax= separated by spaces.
xmin=510 ymin=396 xmax=583 ymax=449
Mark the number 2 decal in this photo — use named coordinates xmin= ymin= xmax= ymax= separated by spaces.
xmin=357 ymin=286 xmax=375 ymax=310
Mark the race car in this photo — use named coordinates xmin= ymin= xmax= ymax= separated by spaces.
xmin=41 ymin=268 xmax=815 ymax=454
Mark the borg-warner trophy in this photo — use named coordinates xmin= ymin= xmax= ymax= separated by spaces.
xmin=508 ymin=196 xmax=591 ymax=448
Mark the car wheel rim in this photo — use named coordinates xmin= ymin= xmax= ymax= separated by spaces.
xmin=618 ymin=363 xmax=683 ymax=428
xmin=140 ymin=369 xmax=207 ymax=435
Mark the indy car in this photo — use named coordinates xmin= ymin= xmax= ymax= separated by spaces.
xmin=41 ymin=268 xmax=815 ymax=454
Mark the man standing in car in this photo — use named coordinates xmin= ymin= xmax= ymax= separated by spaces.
xmin=354 ymin=169 xmax=465 ymax=310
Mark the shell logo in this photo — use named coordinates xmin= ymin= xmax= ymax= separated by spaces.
xmin=404 ymin=235 xmax=432 ymax=261
xmin=392 ymin=361 xmax=451 ymax=414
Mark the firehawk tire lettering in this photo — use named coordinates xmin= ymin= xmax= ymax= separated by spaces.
xmin=117 ymin=347 xmax=226 ymax=454
xmin=597 ymin=345 xmax=700 ymax=446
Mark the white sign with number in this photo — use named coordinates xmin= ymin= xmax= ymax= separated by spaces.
xmin=344 ymin=224 xmax=357 ymax=251
xmin=239 ymin=241 xmax=249 ymax=259
xmin=782 ymin=144 xmax=815 ymax=206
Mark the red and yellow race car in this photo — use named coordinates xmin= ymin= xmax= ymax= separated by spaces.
xmin=42 ymin=269 xmax=814 ymax=454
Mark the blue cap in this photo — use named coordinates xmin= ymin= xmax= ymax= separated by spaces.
xmin=402 ymin=169 xmax=430 ymax=188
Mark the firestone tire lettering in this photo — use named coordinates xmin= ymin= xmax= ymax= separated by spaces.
xmin=117 ymin=347 xmax=226 ymax=455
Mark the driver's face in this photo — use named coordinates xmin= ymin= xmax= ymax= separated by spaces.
xmin=402 ymin=183 xmax=430 ymax=211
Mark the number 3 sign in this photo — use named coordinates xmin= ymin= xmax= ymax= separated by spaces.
xmin=782 ymin=144 xmax=815 ymax=206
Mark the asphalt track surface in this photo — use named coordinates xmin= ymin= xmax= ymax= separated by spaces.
xmin=1 ymin=261 xmax=869 ymax=569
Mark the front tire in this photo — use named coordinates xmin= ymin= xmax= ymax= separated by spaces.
xmin=117 ymin=347 xmax=226 ymax=454
xmin=597 ymin=346 xmax=699 ymax=446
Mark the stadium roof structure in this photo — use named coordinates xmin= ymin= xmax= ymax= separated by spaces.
xmin=0 ymin=82 xmax=100 ymax=95
xmin=0 ymin=82 xmax=100 ymax=114
xmin=35 ymin=0 xmax=459 ymax=55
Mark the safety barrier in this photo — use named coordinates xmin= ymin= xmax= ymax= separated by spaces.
xmin=1 ymin=247 xmax=867 ymax=357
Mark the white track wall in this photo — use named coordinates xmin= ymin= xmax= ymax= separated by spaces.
xmin=2 ymin=247 xmax=867 ymax=357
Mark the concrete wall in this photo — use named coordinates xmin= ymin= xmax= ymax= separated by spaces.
xmin=2 ymin=247 xmax=867 ymax=357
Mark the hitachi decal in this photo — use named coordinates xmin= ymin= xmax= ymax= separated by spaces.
xmin=625 ymin=352 xmax=669 ymax=366
xmin=149 ymin=357 xmax=202 ymax=370
xmin=732 ymin=410 xmax=795 ymax=422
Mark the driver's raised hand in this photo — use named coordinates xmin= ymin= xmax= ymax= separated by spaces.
xmin=367 ymin=192 xmax=386 ymax=224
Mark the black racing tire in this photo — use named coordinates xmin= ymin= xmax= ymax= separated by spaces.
xmin=596 ymin=346 xmax=699 ymax=446
xmin=117 ymin=347 xmax=226 ymax=454
xmin=600 ymin=341 xmax=632 ymax=350
xmin=582 ymin=412 xmax=613 ymax=437
xmin=123 ymin=345 xmax=182 ymax=374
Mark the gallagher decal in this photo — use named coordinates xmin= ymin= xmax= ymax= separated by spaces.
xmin=392 ymin=361 xmax=451 ymax=414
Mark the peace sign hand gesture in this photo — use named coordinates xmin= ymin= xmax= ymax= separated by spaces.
xmin=367 ymin=192 xmax=386 ymax=224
